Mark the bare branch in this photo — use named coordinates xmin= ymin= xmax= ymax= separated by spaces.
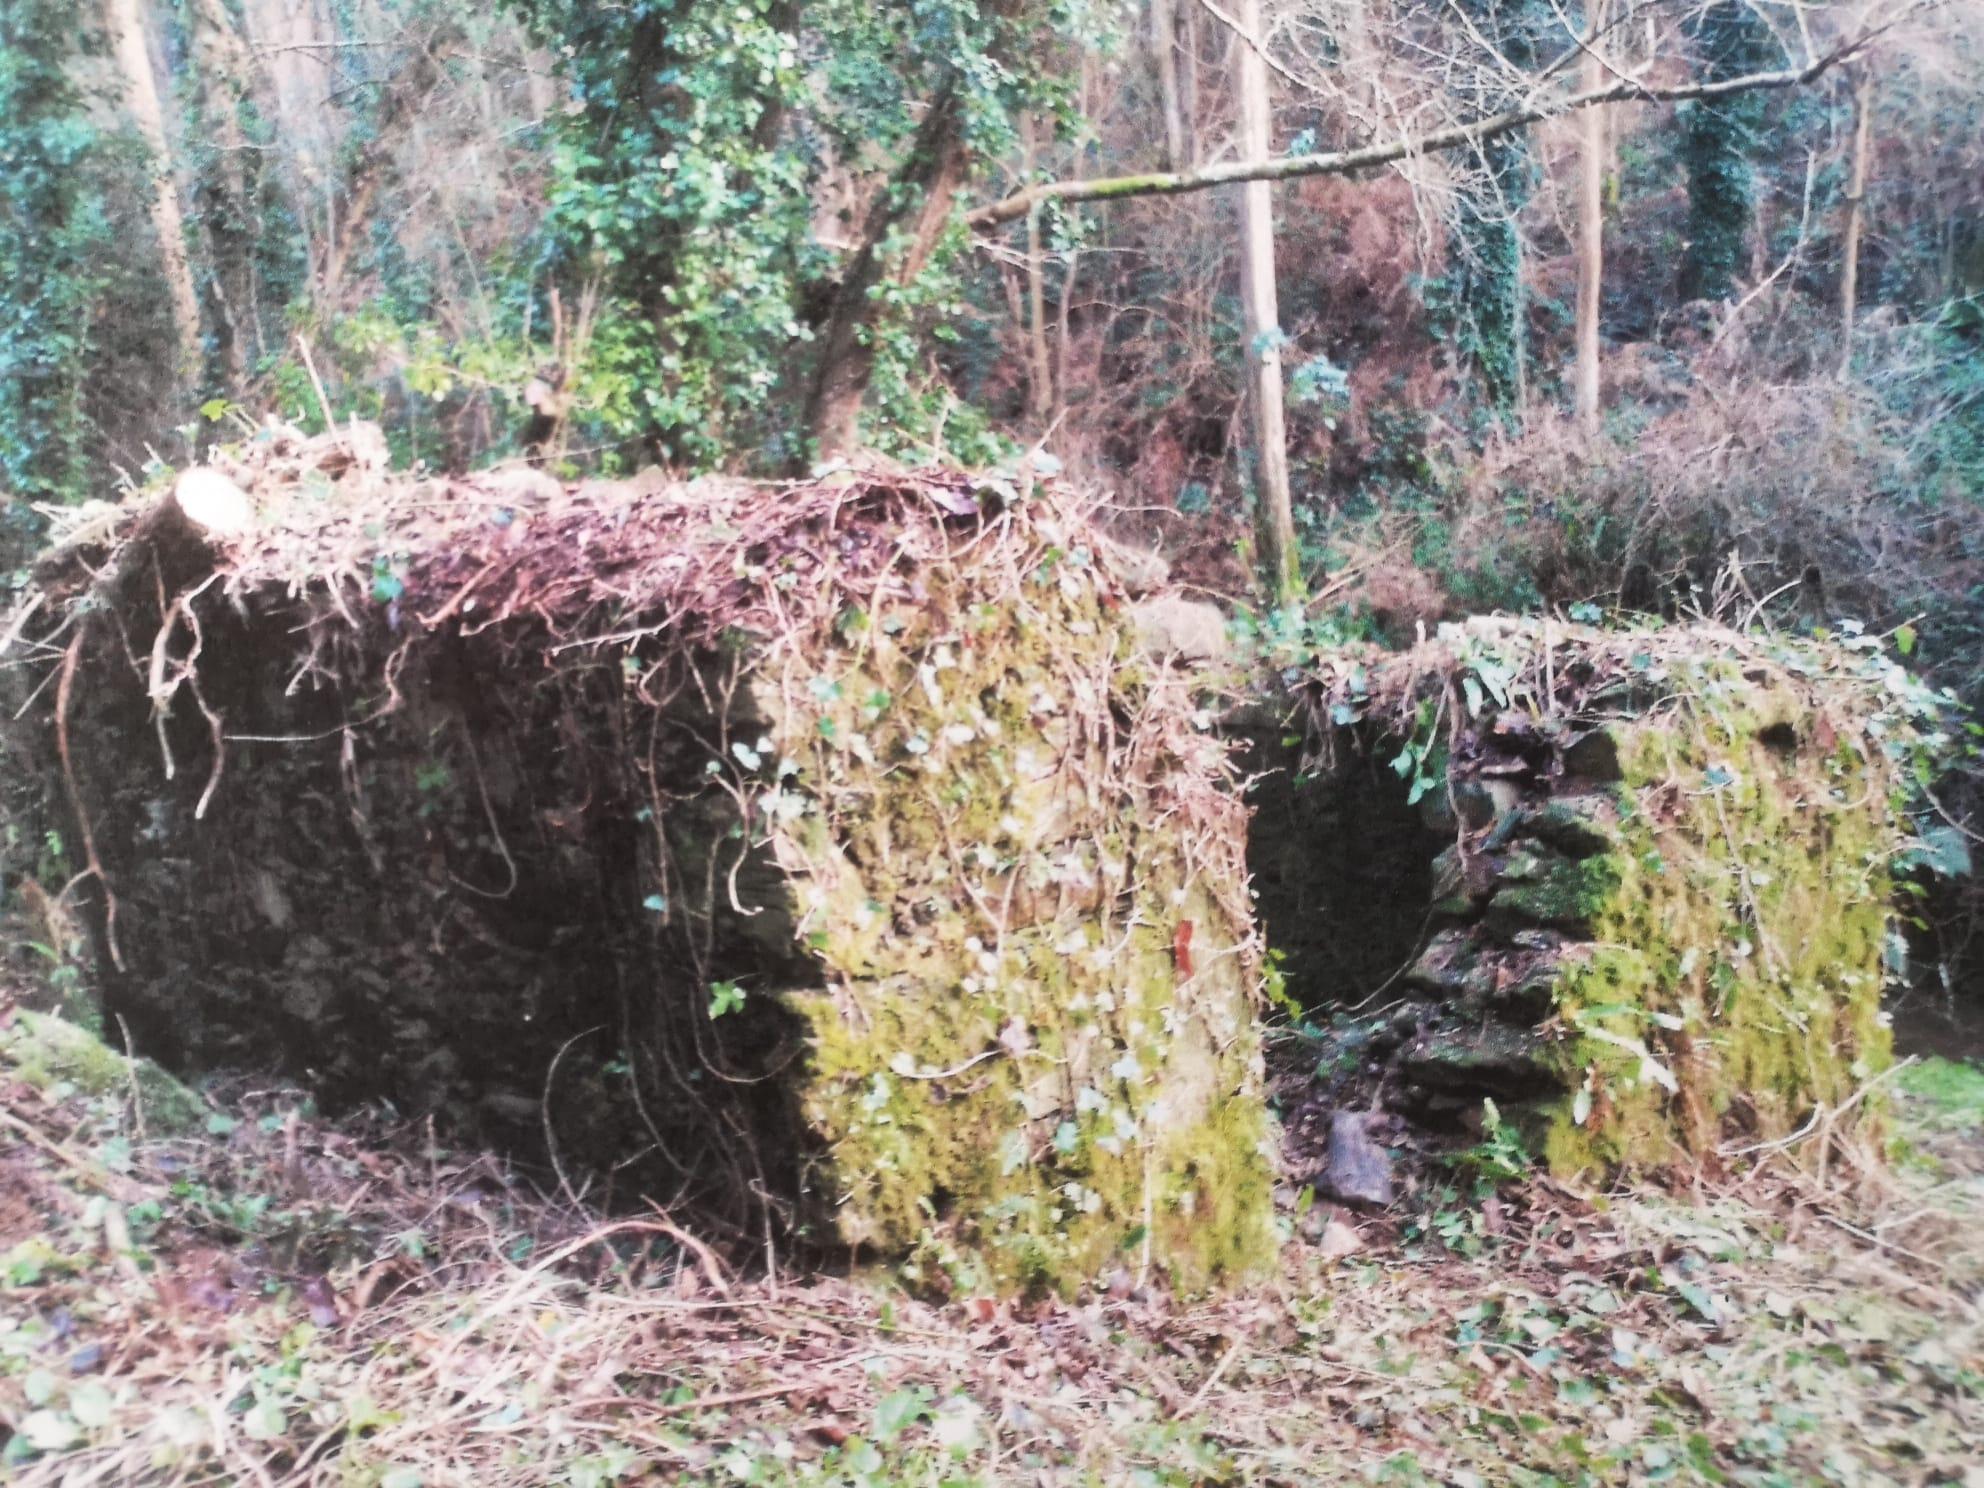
xmin=1195 ymin=0 xmax=1305 ymax=89
xmin=967 ymin=4 xmax=1933 ymax=229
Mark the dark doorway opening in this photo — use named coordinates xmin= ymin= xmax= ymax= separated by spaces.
xmin=1238 ymin=725 xmax=1447 ymax=1012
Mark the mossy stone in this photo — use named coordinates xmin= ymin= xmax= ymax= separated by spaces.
xmin=1400 ymin=1019 xmax=1553 ymax=1096
xmin=0 ymin=1010 xmax=207 ymax=1134
xmin=1517 ymin=796 xmax=1624 ymax=858
xmin=1485 ymin=854 xmax=1624 ymax=934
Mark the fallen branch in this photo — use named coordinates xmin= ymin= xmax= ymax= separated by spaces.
xmin=968 ymin=11 xmax=1925 ymax=228
xmin=0 ymin=1105 xmax=153 ymax=1204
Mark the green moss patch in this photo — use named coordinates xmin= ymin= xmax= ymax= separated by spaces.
xmin=1896 ymin=1056 xmax=1984 ymax=1132
xmin=0 ymin=1009 xmax=206 ymax=1133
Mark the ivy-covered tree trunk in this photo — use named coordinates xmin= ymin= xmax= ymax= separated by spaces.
xmin=182 ymin=0 xmax=263 ymax=393
xmin=1448 ymin=0 xmax=1543 ymax=412
xmin=801 ymin=89 xmax=972 ymax=462
xmin=1677 ymin=0 xmax=1782 ymax=303
xmin=0 ymin=4 xmax=112 ymax=516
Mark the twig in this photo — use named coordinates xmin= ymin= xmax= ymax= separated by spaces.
xmin=1175 ymin=1341 xmax=1244 ymax=1418
xmin=0 ymin=1106 xmax=152 ymax=1203
xmin=295 ymin=335 xmax=345 ymax=451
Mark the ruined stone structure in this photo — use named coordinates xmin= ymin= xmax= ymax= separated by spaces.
xmin=5 ymin=440 xmax=1273 ymax=1291
xmin=1252 ymin=619 xmax=1911 ymax=1173
xmin=2 ymin=437 xmax=1926 ymax=1291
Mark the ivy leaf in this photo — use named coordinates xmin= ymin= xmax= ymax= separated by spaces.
xmin=67 ymin=1381 xmax=113 ymax=1429
xmin=18 ymin=1409 xmax=80 ymax=1452
xmin=242 ymin=1396 xmax=286 ymax=1441
xmin=872 ymin=1386 xmax=929 ymax=1443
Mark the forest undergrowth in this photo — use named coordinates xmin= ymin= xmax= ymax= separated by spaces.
xmin=2 ymin=984 xmax=1979 ymax=1487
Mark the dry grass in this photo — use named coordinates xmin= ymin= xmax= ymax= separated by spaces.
xmin=2 ymin=980 xmax=1979 ymax=1486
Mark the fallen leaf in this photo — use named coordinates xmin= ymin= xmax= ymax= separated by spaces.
xmin=1318 ymin=1219 xmax=1363 ymax=1260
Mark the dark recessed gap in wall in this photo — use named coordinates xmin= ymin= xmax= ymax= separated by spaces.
xmin=1239 ymin=724 xmax=1448 ymax=1013
xmin=1757 ymin=720 xmax=1799 ymax=753
xmin=58 ymin=592 xmax=818 ymax=1248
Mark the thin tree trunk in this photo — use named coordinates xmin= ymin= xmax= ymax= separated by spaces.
xmin=1574 ymin=0 xmax=1609 ymax=434
xmin=1838 ymin=65 xmax=1874 ymax=377
xmin=801 ymin=91 xmax=972 ymax=461
xmin=1153 ymin=0 xmax=1188 ymax=170
xmin=1232 ymin=0 xmax=1298 ymax=604
xmin=1180 ymin=2 xmax=1201 ymax=162
xmin=1337 ymin=0 xmax=1376 ymax=112
xmin=1022 ymin=115 xmax=1054 ymax=420
xmin=103 ymin=0 xmax=202 ymax=381
xmin=185 ymin=0 xmax=259 ymax=389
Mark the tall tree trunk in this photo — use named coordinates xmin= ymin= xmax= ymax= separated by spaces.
xmin=1574 ymin=0 xmax=1609 ymax=434
xmin=1152 ymin=0 xmax=1188 ymax=169
xmin=1233 ymin=0 xmax=1299 ymax=605
xmin=184 ymin=0 xmax=259 ymax=391
xmin=1838 ymin=65 xmax=1874 ymax=377
xmin=801 ymin=90 xmax=971 ymax=463
xmin=1180 ymin=2 xmax=1201 ymax=162
xmin=103 ymin=0 xmax=202 ymax=382
xmin=1677 ymin=0 xmax=1780 ymax=302
xmin=1336 ymin=0 xmax=1377 ymax=113
xmin=1021 ymin=115 xmax=1054 ymax=421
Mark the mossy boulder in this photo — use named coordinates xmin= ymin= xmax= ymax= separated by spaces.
xmin=0 ymin=1009 xmax=207 ymax=1133
xmin=4 ymin=449 xmax=1275 ymax=1291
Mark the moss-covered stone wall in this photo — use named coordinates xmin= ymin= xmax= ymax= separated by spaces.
xmin=738 ymin=522 xmax=1275 ymax=1288
xmin=1539 ymin=670 xmax=1893 ymax=1172
xmin=1296 ymin=621 xmax=1922 ymax=1176
xmin=5 ymin=457 xmax=1276 ymax=1292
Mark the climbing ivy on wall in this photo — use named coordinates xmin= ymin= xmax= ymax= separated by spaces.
xmin=1677 ymin=0 xmax=1783 ymax=303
